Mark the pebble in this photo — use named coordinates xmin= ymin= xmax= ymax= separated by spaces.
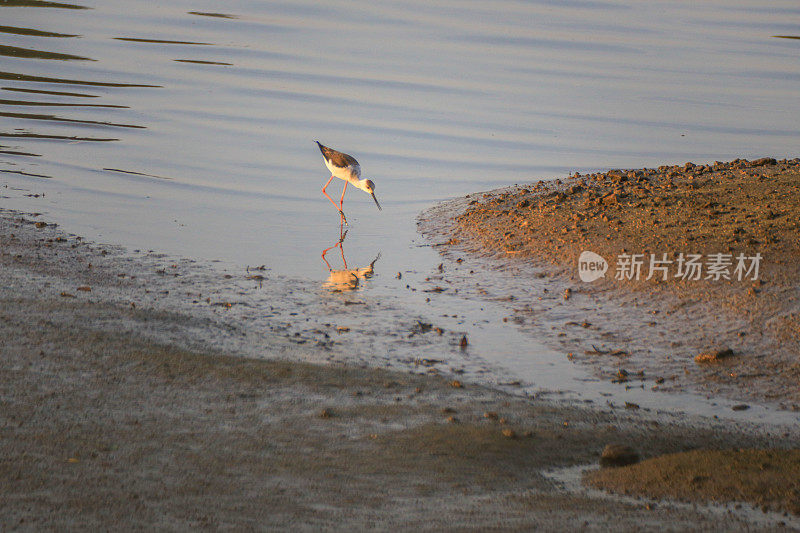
xmin=599 ymin=444 xmax=640 ymax=467
xmin=695 ymin=348 xmax=734 ymax=364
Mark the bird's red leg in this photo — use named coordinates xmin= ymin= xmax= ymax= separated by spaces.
xmin=322 ymin=175 xmax=347 ymax=224
xmin=338 ymin=181 xmax=349 ymax=224
xmin=339 ymin=181 xmax=348 ymax=211
xmin=321 ymin=244 xmax=335 ymax=271
xmin=338 ymin=240 xmax=347 ymax=269
xmin=322 ymin=175 xmax=338 ymax=210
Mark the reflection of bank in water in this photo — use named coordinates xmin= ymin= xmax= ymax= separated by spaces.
xmin=321 ymin=230 xmax=380 ymax=292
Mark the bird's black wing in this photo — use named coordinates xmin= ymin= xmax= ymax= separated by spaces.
xmin=315 ymin=141 xmax=359 ymax=168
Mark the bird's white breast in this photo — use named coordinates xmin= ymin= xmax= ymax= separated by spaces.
xmin=325 ymin=159 xmax=361 ymax=182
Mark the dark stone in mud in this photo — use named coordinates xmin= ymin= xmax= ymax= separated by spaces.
xmin=600 ymin=444 xmax=640 ymax=468
xmin=732 ymin=404 xmax=750 ymax=411
xmin=750 ymin=157 xmax=777 ymax=167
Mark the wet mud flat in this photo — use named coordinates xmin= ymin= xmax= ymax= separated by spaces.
xmin=421 ymin=157 xmax=800 ymax=411
xmin=1 ymin=210 xmax=800 ymax=529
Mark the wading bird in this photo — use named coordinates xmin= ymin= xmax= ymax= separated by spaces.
xmin=315 ymin=141 xmax=381 ymax=224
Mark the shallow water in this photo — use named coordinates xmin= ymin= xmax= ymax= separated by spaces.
xmin=1 ymin=0 xmax=799 ymax=418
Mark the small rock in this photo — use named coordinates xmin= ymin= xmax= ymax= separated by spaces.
xmin=750 ymin=157 xmax=776 ymax=167
xmin=415 ymin=321 xmax=432 ymax=333
xmin=484 ymin=411 xmax=499 ymax=420
xmin=695 ymin=348 xmax=734 ymax=364
xmin=601 ymin=193 xmax=618 ymax=205
xmin=318 ymin=408 xmax=334 ymax=419
xmin=731 ymin=404 xmax=750 ymax=411
xmin=599 ymin=444 xmax=640 ymax=467
xmin=459 ymin=335 xmax=468 ymax=349
xmin=501 ymin=428 xmax=516 ymax=439
xmin=450 ymin=380 xmax=464 ymax=389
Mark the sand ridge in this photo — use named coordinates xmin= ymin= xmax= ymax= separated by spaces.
xmin=427 ymin=158 xmax=800 ymax=409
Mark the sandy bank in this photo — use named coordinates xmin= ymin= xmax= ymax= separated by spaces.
xmin=426 ymin=158 xmax=799 ymax=410
xmin=1 ymin=209 xmax=799 ymax=529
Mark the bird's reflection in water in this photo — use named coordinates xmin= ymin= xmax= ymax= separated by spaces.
xmin=321 ymin=227 xmax=380 ymax=292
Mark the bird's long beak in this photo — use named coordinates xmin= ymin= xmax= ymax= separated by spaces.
xmin=371 ymin=193 xmax=382 ymax=211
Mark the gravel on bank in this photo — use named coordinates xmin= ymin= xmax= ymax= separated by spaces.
xmin=447 ymin=157 xmax=800 ymax=408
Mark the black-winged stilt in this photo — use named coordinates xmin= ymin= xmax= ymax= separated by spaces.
xmin=315 ymin=141 xmax=381 ymax=224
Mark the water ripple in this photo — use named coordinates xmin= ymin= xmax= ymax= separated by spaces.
xmin=0 ymin=25 xmax=79 ymax=38
xmin=0 ymin=111 xmax=144 ymax=129
xmin=0 ymin=44 xmax=92 ymax=61
xmin=187 ymin=11 xmax=238 ymax=19
xmin=0 ymin=70 xmax=160 ymax=88
xmin=1 ymin=0 xmax=88 ymax=9
xmin=0 ymin=98 xmax=127 ymax=108
xmin=113 ymin=37 xmax=213 ymax=46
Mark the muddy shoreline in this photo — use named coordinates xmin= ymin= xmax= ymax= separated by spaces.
xmin=421 ymin=158 xmax=800 ymax=411
xmin=2 ymin=208 xmax=800 ymax=529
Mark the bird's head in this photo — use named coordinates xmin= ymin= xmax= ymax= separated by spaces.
xmin=360 ymin=179 xmax=381 ymax=210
